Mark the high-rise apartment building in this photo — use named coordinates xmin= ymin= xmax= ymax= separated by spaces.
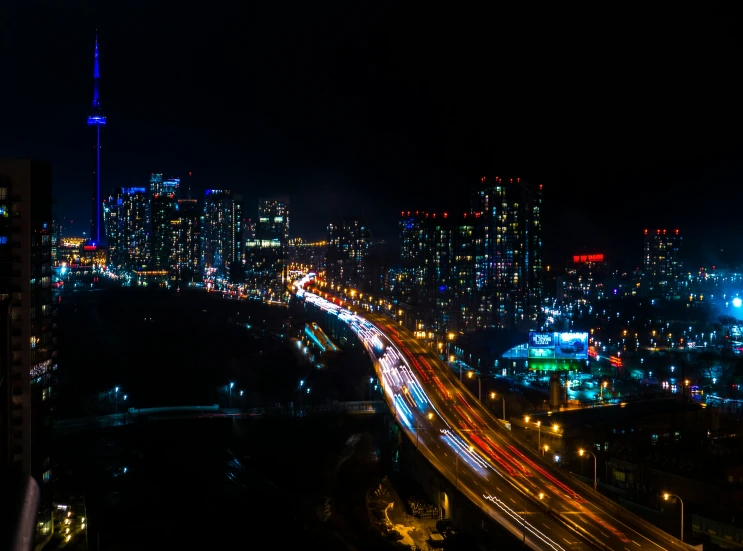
xmin=325 ymin=218 xmax=370 ymax=287
xmin=104 ymin=187 xmax=148 ymax=270
xmin=472 ymin=176 xmax=543 ymax=330
xmin=151 ymin=191 xmax=177 ymax=270
xmin=398 ymin=212 xmax=478 ymax=332
xmin=642 ymin=229 xmax=682 ymax=300
xmin=175 ymin=199 xmax=201 ymax=282
xmin=201 ymin=190 xmax=241 ymax=280
xmin=398 ymin=177 xmax=543 ymax=333
xmin=245 ymin=197 xmax=289 ymax=292
xmin=0 ymin=159 xmax=56 ymax=537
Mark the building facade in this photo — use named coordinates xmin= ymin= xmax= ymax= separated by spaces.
xmin=325 ymin=218 xmax=370 ymax=288
xmin=201 ymin=189 xmax=241 ymax=280
xmin=104 ymin=187 xmax=148 ymax=270
xmin=0 ymin=159 xmax=56 ymax=537
xmin=642 ymin=229 xmax=682 ymax=300
xmin=245 ymin=197 xmax=289 ymax=293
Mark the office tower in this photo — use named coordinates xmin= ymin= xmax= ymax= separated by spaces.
xmin=0 ymin=159 xmax=56 ymax=537
xmin=472 ymin=176 xmax=543 ymax=330
xmin=201 ymin=189 xmax=240 ymax=279
xmin=642 ymin=229 xmax=682 ymax=300
xmin=176 ymin=199 xmax=201 ymax=282
xmin=87 ymin=35 xmax=107 ymax=245
xmin=325 ymin=218 xmax=371 ymax=287
xmin=151 ymin=191 xmax=177 ymax=270
xmin=245 ymin=197 xmax=290 ymax=292
xmin=104 ymin=187 xmax=148 ymax=270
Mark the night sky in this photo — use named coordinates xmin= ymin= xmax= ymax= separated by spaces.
xmin=2 ymin=4 xmax=742 ymax=270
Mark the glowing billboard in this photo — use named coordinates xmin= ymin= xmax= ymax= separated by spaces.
xmin=554 ymin=332 xmax=589 ymax=359
xmin=528 ymin=331 xmax=589 ymax=360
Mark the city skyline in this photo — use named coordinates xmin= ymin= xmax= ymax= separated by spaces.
xmin=2 ymin=6 xmax=743 ymax=268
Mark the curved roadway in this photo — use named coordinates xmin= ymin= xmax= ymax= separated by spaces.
xmin=295 ymin=277 xmax=693 ymax=551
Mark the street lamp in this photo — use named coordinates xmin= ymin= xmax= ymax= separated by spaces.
xmin=229 ymin=382 xmax=234 ymax=408
xmin=579 ymin=448 xmax=597 ymax=491
xmin=535 ymin=421 xmax=541 ymax=450
xmin=663 ymin=493 xmax=684 ymax=541
xmin=542 ymin=444 xmax=549 ymax=456
xmin=467 ymin=371 xmax=481 ymax=401
xmin=491 ymin=391 xmax=506 ymax=421
xmin=114 ymin=387 xmax=119 ymax=414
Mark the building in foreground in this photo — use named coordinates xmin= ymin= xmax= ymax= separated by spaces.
xmin=0 ymin=159 xmax=56 ymax=539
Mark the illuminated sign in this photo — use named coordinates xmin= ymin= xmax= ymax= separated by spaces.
xmin=555 ymin=332 xmax=589 ymax=359
xmin=528 ymin=347 xmax=555 ymax=359
xmin=83 ymin=245 xmax=97 ymax=251
xmin=529 ymin=332 xmax=555 ymax=348
xmin=572 ymin=254 xmax=604 ymax=264
xmin=528 ymin=331 xmax=590 ymax=360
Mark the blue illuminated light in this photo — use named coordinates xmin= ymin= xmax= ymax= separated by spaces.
xmin=122 ymin=187 xmax=147 ymax=195
xmin=87 ymin=114 xmax=107 ymax=126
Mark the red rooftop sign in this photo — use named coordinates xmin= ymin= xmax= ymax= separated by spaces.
xmin=572 ymin=254 xmax=604 ymax=264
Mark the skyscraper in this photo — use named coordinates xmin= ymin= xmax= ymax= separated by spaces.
xmin=201 ymin=189 xmax=240 ymax=280
xmin=104 ymin=187 xmax=148 ymax=270
xmin=0 ymin=159 xmax=56 ymax=537
xmin=87 ymin=34 xmax=106 ymax=245
xmin=151 ymin=191 xmax=177 ymax=270
xmin=642 ymin=229 xmax=682 ymax=300
xmin=472 ymin=177 xmax=543 ymax=330
xmin=325 ymin=218 xmax=371 ymax=287
xmin=245 ymin=197 xmax=290 ymax=293
xmin=175 ymin=199 xmax=201 ymax=282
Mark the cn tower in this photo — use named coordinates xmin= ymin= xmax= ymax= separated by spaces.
xmin=87 ymin=33 xmax=106 ymax=244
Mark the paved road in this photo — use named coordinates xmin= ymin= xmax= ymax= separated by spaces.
xmin=362 ymin=311 xmax=693 ymax=551
xmin=296 ymin=279 xmax=693 ymax=551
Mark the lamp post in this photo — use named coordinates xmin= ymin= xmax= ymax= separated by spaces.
xmin=114 ymin=387 xmax=119 ymax=414
xmin=229 ymin=382 xmax=234 ymax=408
xmin=467 ymin=371 xmax=481 ymax=401
xmin=535 ymin=421 xmax=541 ymax=450
xmin=579 ymin=448 xmax=597 ymax=491
xmin=664 ymin=493 xmax=684 ymax=541
xmin=491 ymin=392 xmax=506 ymax=421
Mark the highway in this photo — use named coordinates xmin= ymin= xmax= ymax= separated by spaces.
xmin=294 ymin=275 xmax=694 ymax=551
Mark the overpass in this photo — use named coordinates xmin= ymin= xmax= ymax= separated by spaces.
xmin=295 ymin=275 xmax=695 ymax=551
xmin=52 ymin=401 xmax=385 ymax=436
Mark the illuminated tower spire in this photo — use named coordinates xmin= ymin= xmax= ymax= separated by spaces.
xmin=87 ymin=32 xmax=107 ymax=244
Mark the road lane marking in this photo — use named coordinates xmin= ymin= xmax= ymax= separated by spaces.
xmin=600 ymin=532 xmax=608 ymax=538
xmin=632 ymin=541 xmax=640 ymax=547
xmin=625 ymin=548 xmax=631 ymax=551
xmin=509 ymin=497 xmax=517 ymax=504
